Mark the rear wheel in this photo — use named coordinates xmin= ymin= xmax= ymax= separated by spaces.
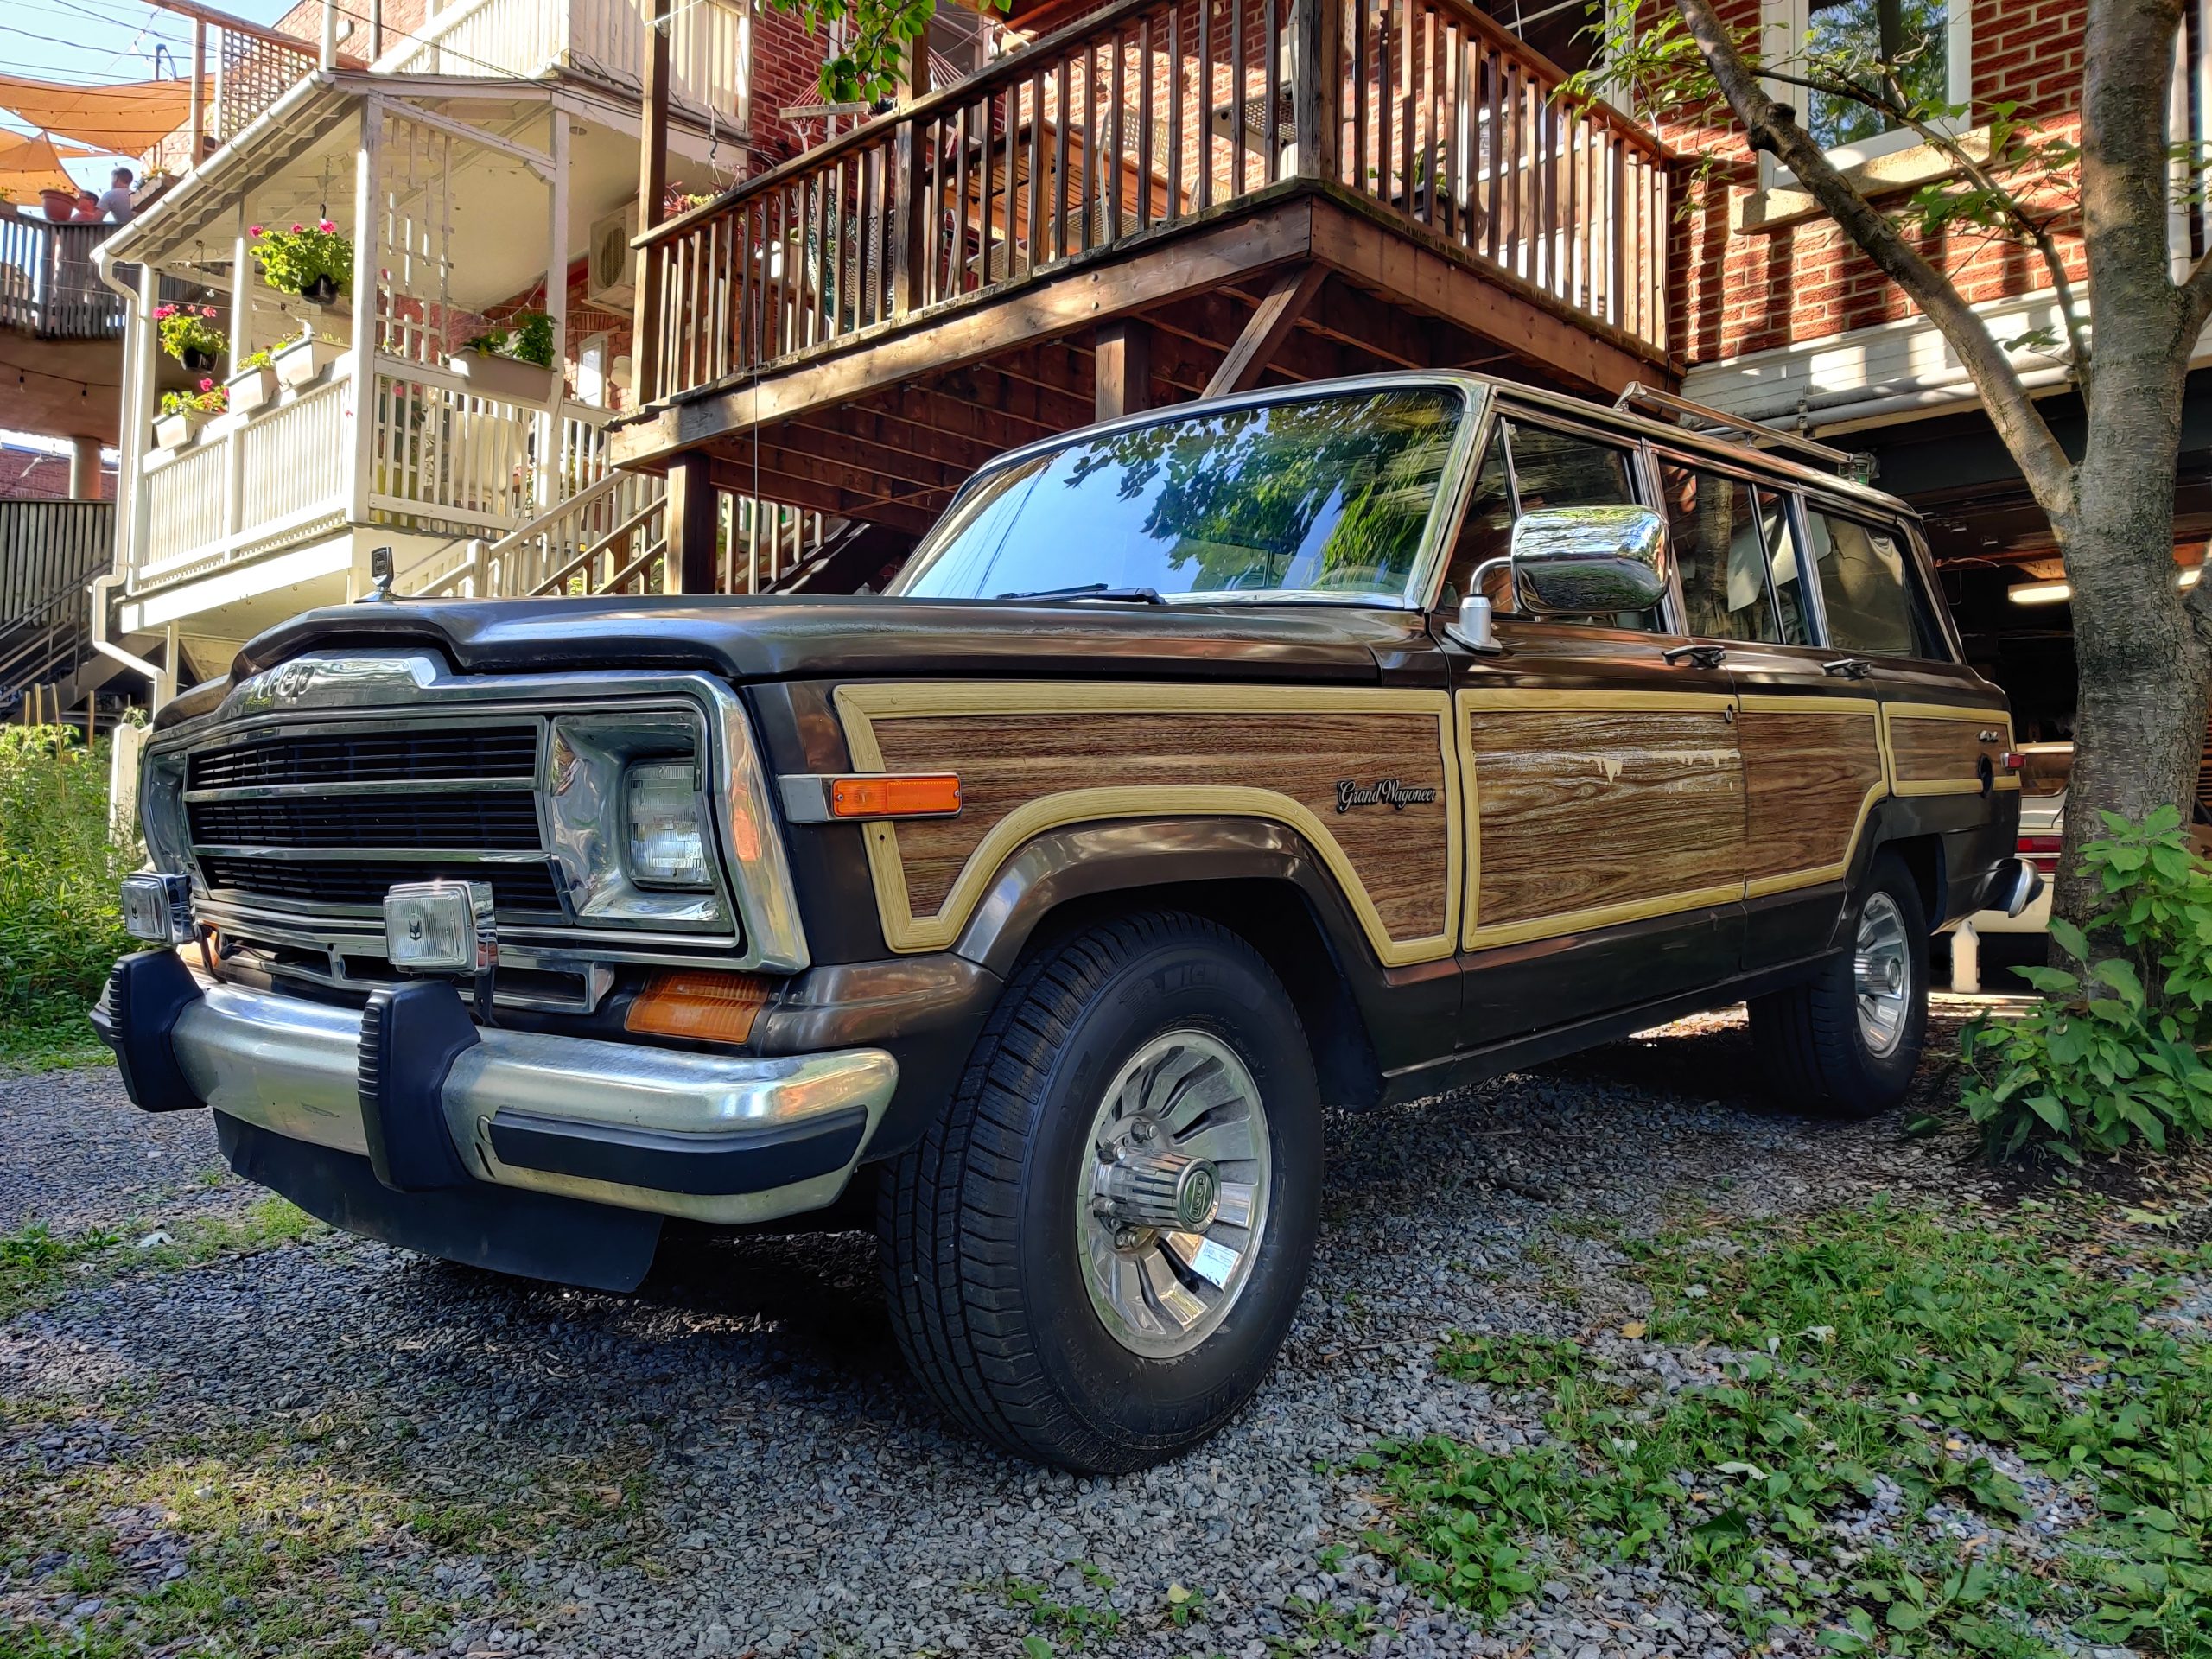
xmin=1751 ymin=850 xmax=1929 ymax=1120
xmin=878 ymin=912 xmax=1322 ymax=1471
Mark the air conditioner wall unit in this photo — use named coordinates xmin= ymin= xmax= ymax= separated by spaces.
xmin=586 ymin=205 xmax=639 ymax=310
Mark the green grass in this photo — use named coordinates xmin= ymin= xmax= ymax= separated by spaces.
xmin=0 ymin=1199 xmax=321 ymax=1319
xmin=1361 ymin=1198 xmax=2212 ymax=1656
xmin=0 ymin=726 xmax=137 ymax=1071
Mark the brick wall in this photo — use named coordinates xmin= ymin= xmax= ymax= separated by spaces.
xmin=0 ymin=448 xmax=116 ymax=501
xmin=751 ymin=7 xmax=840 ymax=167
xmin=1669 ymin=0 xmax=2088 ymax=368
xmin=268 ymin=0 xmax=434 ymax=58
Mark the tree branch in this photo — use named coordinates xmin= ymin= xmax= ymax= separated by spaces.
xmin=1671 ymin=0 xmax=2078 ymax=522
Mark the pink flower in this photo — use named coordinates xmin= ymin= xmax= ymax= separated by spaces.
xmin=249 ymin=224 xmax=263 ymax=235
xmin=197 ymin=377 xmax=213 ymax=391
xmin=316 ymin=219 xmax=335 ymax=233
xmin=290 ymin=222 xmax=303 ymax=232
xmin=200 ymin=305 xmax=216 ymax=317
xmin=154 ymin=304 xmax=173 ymax=318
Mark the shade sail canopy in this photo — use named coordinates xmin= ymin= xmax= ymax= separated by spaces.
xmin=0 ymin=73 xmax=212 ymax=153
xmin=0 ymin=129 xmax=93 ymax=196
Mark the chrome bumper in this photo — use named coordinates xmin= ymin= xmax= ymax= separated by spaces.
xmin=165 ymin=970 xmax=898 ymax=1225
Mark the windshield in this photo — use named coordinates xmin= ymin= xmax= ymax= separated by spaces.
xmin=893 ymin=385 xmax=1469 ymax=603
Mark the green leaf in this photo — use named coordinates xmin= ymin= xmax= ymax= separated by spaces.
xmin=2049 ymin=916 xmax=2093 ymax=961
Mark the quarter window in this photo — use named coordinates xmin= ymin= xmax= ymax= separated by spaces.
xmin=1805 ymin=508 xmax=1949 ymax=659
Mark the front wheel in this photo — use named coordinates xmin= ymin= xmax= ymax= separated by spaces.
xmin=1750 ymin=850 xmax=1929 ymax=1120
xmin=878 ymin=912 xmax=1323 ymax=1471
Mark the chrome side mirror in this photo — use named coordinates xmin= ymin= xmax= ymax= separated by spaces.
xmin=1510 ymin=505 xmax=1669 ymax=616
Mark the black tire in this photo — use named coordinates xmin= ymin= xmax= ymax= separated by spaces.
xmin=1750 ymin=849 xmax=1929 ymax=1120
xmin=877 ymin=910 xmax=1323 ymax=1472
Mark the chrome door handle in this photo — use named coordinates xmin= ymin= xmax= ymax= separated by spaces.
xmin=1663 ymin=644 xmax=1727 ymax=669
xmin=1822 ymin=658 xmax=1872 ymax=679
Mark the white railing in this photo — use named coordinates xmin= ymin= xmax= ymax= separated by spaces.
xmin=130 ymin=349 xmax=641 ymax=597
xmin=238 ymin=376 xmax=350 ymax=539
xmin=379 ymin=0 xmax=747 ymax=120
xmin=139 ymin=443 xmax=230 ymax=586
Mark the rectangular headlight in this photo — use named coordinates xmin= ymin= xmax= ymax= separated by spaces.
xmin=624 ymin=760 xmax=710 ymax=888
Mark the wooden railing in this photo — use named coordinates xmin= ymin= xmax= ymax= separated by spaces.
xmin=0 ymin=219 xmax=128 ymax=340
xmin=637 ymin=0 xmax=1669 ymax=405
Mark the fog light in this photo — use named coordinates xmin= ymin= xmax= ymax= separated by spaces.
xmin=384 ymin=880 xmax=497 ymax=975
xmin=120 ymin=872 xmax=193 ymax=944
xmin=625 ymin=760 xmax=710 ymax=887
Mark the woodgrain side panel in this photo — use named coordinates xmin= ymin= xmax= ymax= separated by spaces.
xmin=1465 ymin=703 xmax=1745 ymax=940
xmin=1738 ymin=707 xmax=1885 ymax=887
xmin=871 ymin=711 xmax=1452 ymax=938
xmin=836 ymin=683 xmax=1462 ymax=963
xmin=1888 ymin=704 xmax=2018 ymax=797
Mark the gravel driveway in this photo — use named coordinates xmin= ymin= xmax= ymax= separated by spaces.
xmin=1 ymin=1012 xmax=1994 ymax=1659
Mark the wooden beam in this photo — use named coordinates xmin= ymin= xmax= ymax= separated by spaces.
xmin=704 ymin=457 xmax=940 ymax=534
xmin=1203 ymin=262 xmax=1325 ymax=397
xmin=664 ymin=451 xmax=718 ymax=594
xmin=632 ymin=0 xmax=672 ymax=406
xmin=1093 ymin=317 xmax=1151 ymax=422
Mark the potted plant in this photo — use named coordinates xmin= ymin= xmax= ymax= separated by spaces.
xmin=154 ymin=303 xmax=226 ymax=373
xmin=272 ymin=328 xmax=347 ymax=390
xmin=226 ymin=346 xmax=279 ymax=415
xmin=39 ymin=187 xmax=77 ymax=221
xmin=248 ymin=219 xmax=353 ymax=308
xmin=447 ymin=309 xmax=558 ymax=404
xmin=152 ymin=379 xmax=226 ymax=449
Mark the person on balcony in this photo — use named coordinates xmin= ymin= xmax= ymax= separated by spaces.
xmin=95 ymin=167 xmax=135 ymax=225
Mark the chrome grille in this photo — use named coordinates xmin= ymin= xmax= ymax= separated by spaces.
xmin=188 ymin=726 xmax=539 ymax=789
xmin=187 ymin=794 xmax=543 ymax=850
xmin=195 ymin=854 xmax=567 ymax=912
xmin=182 ymin=717 xmax=563 ymax=921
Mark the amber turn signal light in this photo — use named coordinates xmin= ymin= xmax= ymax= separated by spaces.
xmin=625 ymin=969 xmax=771 ymax=1046
xmin=830 ymin=773 xmax=962 ymax=820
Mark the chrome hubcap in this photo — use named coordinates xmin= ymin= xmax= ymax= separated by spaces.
xmin=1853 ymin=892 xmax=1912 ymax=1056
xmin=1078 ymin=1029 xmax=1270 ymax=1358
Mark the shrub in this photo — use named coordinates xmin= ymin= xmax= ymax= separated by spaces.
xmin=1945 ymin=807 xmax=2212 ymax=1162
xmin=0 ymin=728 xmax=137 ymax=1059
xmin=158 ymin=378 xmax=227 ymax=417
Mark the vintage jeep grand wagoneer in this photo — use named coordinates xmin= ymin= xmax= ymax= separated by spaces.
xmin=97 ymin=372 xmax=2039 ymax=1471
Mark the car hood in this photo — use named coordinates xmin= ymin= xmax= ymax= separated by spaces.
xmin=162 ymin=594 xmax=1428 ymax=728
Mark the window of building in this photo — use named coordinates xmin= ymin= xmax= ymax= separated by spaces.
xmin=575 ymin=331 xmax=609 ymax=407
xmin=1764 ymin=0 xmax=1971 ymax=163
xmin=1804 ymin=507 xmax=1950 ymax=658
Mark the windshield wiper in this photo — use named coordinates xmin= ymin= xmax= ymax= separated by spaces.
xmin=996 ymin=582 xmax=1166 ymax=604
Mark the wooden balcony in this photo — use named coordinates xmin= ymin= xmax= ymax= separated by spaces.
xmin=611 ymin=0 xmax=1675 ymax=537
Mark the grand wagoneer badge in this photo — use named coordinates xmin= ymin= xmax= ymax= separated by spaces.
xmin=1336 ymin=778 xmax=1440 ymax=813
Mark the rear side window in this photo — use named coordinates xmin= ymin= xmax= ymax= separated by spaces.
xmin=1660 ymin=461 xmax=1806 ymax=646
xmin=1805 ymin=507 xmax=1950 ymax=659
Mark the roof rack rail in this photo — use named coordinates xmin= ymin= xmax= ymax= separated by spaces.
xmin=1612 ymin=383 xmax=1857 ymax=472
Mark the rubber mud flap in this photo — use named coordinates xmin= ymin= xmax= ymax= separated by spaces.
xmin=95 ymin=949 xmax=206 ymax=1113
xmin=358 ymin=980 xmax=480 ymax=1192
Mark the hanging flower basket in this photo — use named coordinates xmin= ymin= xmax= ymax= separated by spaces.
xmin=248 ymin=220 xmax=353 ymax=304
xmin=154 ymin=304 xmax=226 ymax=374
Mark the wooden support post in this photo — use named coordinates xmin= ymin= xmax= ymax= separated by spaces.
xmin=633 ymin=0 xmax=672 ymax=406
xmin=1289 ymin=0 xmax=1339 ymax=181
xmin=1094 ymin=317 xmax=1151 ymax=421
xmin=1203 ymin=263 xmax=1325 ymax=397
xmin=188 ymin=18 xmax=206 ymax=166
xmin=664 ymin=453 xmax=718 ymax=594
